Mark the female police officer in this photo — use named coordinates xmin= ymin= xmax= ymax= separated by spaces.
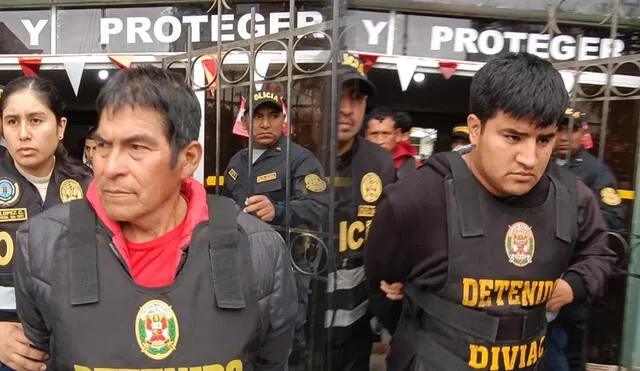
xmin=0 ymin=76 xmax=92 ymax=371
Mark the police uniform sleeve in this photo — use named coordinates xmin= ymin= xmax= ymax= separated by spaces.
xmin=270 ymin=152 xmax=328 ymax=228
xmin=13 ymin=220 xmax=50 ymax=352
xmin=237 ymin=212 xmax=297 ymax=370
xmin=563 ymin=180 xmax=618 ymax=303
xmin=590 ymin=164 xmax=625 ymax=230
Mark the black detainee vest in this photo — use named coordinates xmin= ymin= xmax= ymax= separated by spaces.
xmin=403 ymin=153 xmax=577 ymax=371
xmin=49 ymin=196 xmax=259 ymax=371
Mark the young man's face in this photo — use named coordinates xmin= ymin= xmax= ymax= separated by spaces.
xmin=84 ymin=138 xmax=97 ymax=165
xmin=468 ymin=111 xmax=557 ymax=197
xmin=365 ymin=117 xmax=398 ymax=152
xmin=93 ymin=106 xmax=193 ymax=223
xmin=248 ymin=105 xmax=284 ymax=149
xmin=339 ymin=82 xmax=367 ymax=143
xmin=554 ymin=124 xmax=584 ymax=157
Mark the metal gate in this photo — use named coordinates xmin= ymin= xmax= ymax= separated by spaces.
xmin=162 ymin=0 xmax=348 ymax=369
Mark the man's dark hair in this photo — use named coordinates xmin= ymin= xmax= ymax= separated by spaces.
xmin=363 ymin=107 xmax=395 ymax=131
xmin=469 ymin=53 xmax=568 ymax=128
xmin=96 ymin=66 xmax=200 ymax=165
xmin=86 ymin=126 xmax=97 ymax=140
xmin=393 ymin=111 xmax=412 ymax=133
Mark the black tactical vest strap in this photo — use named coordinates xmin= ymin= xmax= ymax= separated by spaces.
xmin=443 ymin=152 xmax=484 ymax=237
xmin=206 ymin=195 xmax=246 ymax=309
xmin=69 ymin=200 xmax=99 ymax=306
xmin=547 ymin=165 xmax=577 ymax=243
xmin=405 ymin=283 xmax=546 ymax=343
xmin=396 ymin=157 xmax=416 ymax=180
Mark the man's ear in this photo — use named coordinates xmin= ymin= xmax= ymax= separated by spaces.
xmin=467 ymin=114 xmax=481 ymax=146
xmin=176 ymin=141 xmax=203 ymax=179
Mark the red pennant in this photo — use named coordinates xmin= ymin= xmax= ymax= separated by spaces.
xmin=201 ymin=56 xmax=218 ymax=96
xmin=358 ymin=54 xmax=379 ymax=74
xmin=18 ymin=57 xmax=42 ymax=77
xmin=232 ymin=97 xmax=249 ymax=138
xmin=108 ymin=55 xmax=134 ymax=69
xmin=438 ymin=61 xmax=459 ymax=80
xmin=581 ymin=122 xmax=594 ymax=149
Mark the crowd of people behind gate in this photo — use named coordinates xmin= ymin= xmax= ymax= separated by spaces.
xmin=0 ymin=51 xmax=623 ymax=371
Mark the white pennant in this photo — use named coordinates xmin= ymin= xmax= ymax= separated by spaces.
xmin=63 ymin=60 xmax=85 ymax=97
xmin=396 ymin=58 xmax=419 ymax=92
xmin=254 ymin=54 xmax=271 ymax=91
xmin=560 ymin=71 xmax=576 ymax=93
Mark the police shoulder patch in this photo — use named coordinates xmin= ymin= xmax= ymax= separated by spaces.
xmin=360 ymin=172 xmax=382 ymax=203
xmin=601 ymin=187 xmax=622 ymax=206
xmin=505 ymin=222 xmax=535 ymax=268
xmin=0 ymin=178 xmax=21 ymax=207
xmin=228 ymin=168 xmax=239 ymax=181
xmin=304 ymin=173 xmax=327 ymax=193
xmin=135 ymin=299 xmax=180 ymax=360
xmin=59 ymin=179 xmax=84 ymax=203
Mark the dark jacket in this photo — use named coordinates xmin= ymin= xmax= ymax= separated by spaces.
xmin=557 ymin=148 xmax=625 ymax=230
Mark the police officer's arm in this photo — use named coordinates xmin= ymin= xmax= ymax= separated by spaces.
xmin=13 ymin=222 xmax=50 ymax=352
xmin=591 ymin=165 xmax=625 ymax=230
xmin=563 ymin=181 xmax=618 ymax=303
xmin=238 ymin=213 xmax=297 ymax=370
xmin=270 ymin=153 xmax=328 ymax=227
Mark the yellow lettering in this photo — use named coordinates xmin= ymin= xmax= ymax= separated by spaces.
xmin=501 ymin=346 xmax=520 ymax=371
xmin=543 ymin=281 xmax=555 ymax=302
xmin=479 ymin=279 xmax=493 ymax=307
xmin=535 ymin=281 xmax=545 ymax=304
xmin=462 ymin=278 xmax=478 ymax=307
xmin=164 ymin=369 xmax=177 ymax=371
xmin=188 ymin=368 xmax=202 ymax=371
xmin=526 ymin=340 xmax=539 ymax=366
xmin=508 ymin=280 xmax=523 ymax=305
xmin=0 ymin=231 xmax=14 ymax=266
xmin=339 ymin=221 xmax=347 ymax=252
xmin=468 ymin=344 xmax=489 ymax=369
xmin=141 ymin=369 xmax=163 ymax=371
xmin=74 ymin=366 xmax=92 ymax=371
xmin=518 ymin=345 xmax=527 ymax=368
xmin=538 ymin=336 xmax=546 ymax=359
xmin=347 ymin=221 xmax=365 ymax=250
xmin=202 ymin=366 xmax=224 ymax=371
xmin=494 ymin=280 xmax=509 ymax=306
xmin=226 ymin=360 xmax=243 ymax=371
xmin=522 ymin=281 xmax=536 ymax=306
xmin=365 ymin=220 xmax=372 ymax=240
xmin=490 ymin=346 xmax=500 ymax=371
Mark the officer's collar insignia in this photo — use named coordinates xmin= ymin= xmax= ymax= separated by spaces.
xmin=135 ymin=299 xmax=180 ymax=360
xmin=304 ymin=174 xmax=327 ymax=193
xmin=505 ymin=222 xmax=535 ymax=268
xmin=228 ymin=168 xmax=239 ymax=181
xmin=600 ymin=187 xmax=622 ymax=206
xmin=0 ymin=178 xmax=21 ymax=207
xmin=59 ymin=179 xmax=84 ymax=203
xmin=257 ymin=172 xmax=277 ymax=183
xmin=360 ymin=172 xmax=382 ymax=203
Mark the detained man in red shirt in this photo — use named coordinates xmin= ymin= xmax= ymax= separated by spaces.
xmin=13 ymin=66 xmax=296 ymax=371
xmin=364 ymin=109 xmax=418 ymax=179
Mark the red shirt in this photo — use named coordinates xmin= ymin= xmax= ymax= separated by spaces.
xmin=392 ymin=140 xmax=418 ymax=169
xmin=86 ymin=178 xmax=209 ymax=288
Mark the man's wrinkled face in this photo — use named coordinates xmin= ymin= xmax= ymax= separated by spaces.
xmin=248 ymin=104 xmax=284 ymax=149
xmin=468 ymin=111 xmax=557 ymax=197
xmin=365 ymin=117 xmax=398 ymax=152
xmin=339 ymin=82 xmax=367 ymax=143
xmin=555 ymin=124 xmax=584 ymax=157
xmin=93 ymin=106 xmax=184 ymax=222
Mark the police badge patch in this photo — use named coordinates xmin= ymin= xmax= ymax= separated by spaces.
xmin=59 ymin=179 xmax=84 ymax=203
xmin=304 ymin=174 xmax=327 ymax=193
xmin=600 ymin=187 xmax=622 ymax=206
xmin=135 ymin=299 xmax=180 ymax=360
xmin=360 ymin=172 xmax=382 ymax=203
xmin=0 ymin=178 xmax=21 ymax=207
xmin=505 ymin=222 xmax=535 ymax=268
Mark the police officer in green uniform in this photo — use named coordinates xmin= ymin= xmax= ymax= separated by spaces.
xmin=0 ymin=77 xmax=91 ymax=371
xmin=223 ymin=90 xmax=328 ymax=371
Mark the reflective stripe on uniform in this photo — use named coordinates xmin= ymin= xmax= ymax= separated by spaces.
xmin=324 ymin=299 xmax=368 ymax=328
xmin=326 ymin=266 xmax=365 ymax=293
xmin=0 ymin=286 xmax=16 ymax=310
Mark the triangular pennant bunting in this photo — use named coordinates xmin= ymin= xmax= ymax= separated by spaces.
xmin=254 ymin=54 xmax=271 ymax=91
xmin=63 ymin=60 xmax=85 ymax=97
xmin=395 ymin=58 xmax=419 ymax=92
xmin=232 ymin=96 xmax=249 ymax=137
xmin=201 ymin=55 xmax=218 ymax=96
xmin=18 ymin=57 xmax=42 ymax=77
xmin=281 ymin=97 xmax=291 ymax=136
xmin=438 ymin=61 xmax=458 ymax=80
xmin=108 ymin=55 xmax=134 ymax=69
xmin=560 ymin=71 xmax=576 ymax=93
xmin=582 ymin=122 xmax=594 ymax=149
xmin=358 ymin=53 xmax=379 ymax=74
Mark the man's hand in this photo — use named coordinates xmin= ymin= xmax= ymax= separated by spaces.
xmin=244 ymin=195 xmax=276 ymax=222
xmin=380 ymin=280 xmax=404 ymax=301
xmin=546 ymin=279 xmax=574 ymax=312
xmin=0 ymin=322 xmax=48 ymax=371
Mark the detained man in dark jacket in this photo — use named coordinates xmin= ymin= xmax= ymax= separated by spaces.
xmin=13 ymin=67 xmax=296 ymax=371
